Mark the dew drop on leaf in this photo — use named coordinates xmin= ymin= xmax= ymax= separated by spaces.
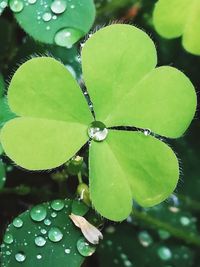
xmin=51 ymin=199 xmax=65 ymax=211
xmin=77 ymin=237 xmax=96 ymax=257
xmin=50 ymin=0 xmax=67 ymax=14
xmin=54 ymin=28 xmax=83 ymax=48
xmin=88 ymin=121 xmax=108 ymax=142
xmin=138 ymin=231 xmax=153 ymax=247
xmin=30 ymin=204 xmax=47 ymax=222
xmin=3 ymin=233 xmax=14 ymax=244
xmin=180 ymin=216 xmax=190 ymax=226
xmin=42 ymin=12 xmax=52 ymax=22
xmin=44 ymin=218 xmax=51 ymax=226
xmin=27 ymin=0 xmax=37 ymax=4
xmin=64 ymin=248 xmax=71 ymax=254
xmin=9 ymin=0 xmax=23 ymax=12
xmin=36 ymin=254 xmax=42 ymax=259
xmin=51 ymin=212 xmax=57 ymax=218
xmin=13 ymin=217 xmax=23 ymax=228
xmin=34 ymin=236 xmax=46 ymax=247
xmin=48 ymin=227 xmax=63 ymax=242
xmin=157 ymin=246 xmax=172 ymax=260
xmin=40 ymin=228 xmax=47 ymax=234
xmin=144 ymin=129 xmax=151 ymax=136
xmin=15 ymin=252 xmax=26 ymax=262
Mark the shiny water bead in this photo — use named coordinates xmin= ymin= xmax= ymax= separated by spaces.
xmin=42 ymin=12 xmax=52 ymax=22
xmin=9 ymin=0 xmax=23 ymax=12
xmin=51 ymin=212 xmax=57 ymax=218
xmin=15 ymin=252 xmax=26 ymax=262
xmin=0 ymin=1 xmax=7 ymax=8
xmin=158 ymin=246 xmax=172 ymax=260
xmin=35 ymin=236 xmax=46 ymax=247
xmin=77 ymin=238 xmax=96 ymax=257
xmin=138 ymin=231 xmax=153 ymax=247
xmin=3 ymin=233 xmax=14 ymax=244
xmin=13 ymin=217 xmax=23 ymax=228
xmin=28 ymin=0 xmax=37 ymax=3
xmin=41 ymin=228 xmax=47 ymax=234
xmin=54 ymin=28 xmax=83 ymax=48
xmin=51 ymin=0 xmax=67 ymax=14
xmin=30 ymin=204 xmax=47 ymax=222
xmin=180 ymin=216 xmax=190 ymax=226
xmin=36 ymin=254 xmax=42 ymax=259
xmin=51 ymin=199 xmax=64 ymax=211
xmin=48 ymin=227 xmax=63 ymax=242
xmin=144 ymin=128 xmax=151 ymax=136
xmin=44 ymin=218 xmax=51 ymax=226
xmin=88 ymin=121 xmax=108 ymax=142
xmin=65 ymin=248 xmax=71 ymax=254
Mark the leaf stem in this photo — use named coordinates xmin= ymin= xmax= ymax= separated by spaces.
xmin=78 ymin=171 xmax=83 ymax=184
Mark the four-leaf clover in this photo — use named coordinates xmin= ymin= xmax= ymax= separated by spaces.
xmin=0 ymin=24 xmax=197 ymax=221
xmin=153 ymin=0 xmax=200 ymax=55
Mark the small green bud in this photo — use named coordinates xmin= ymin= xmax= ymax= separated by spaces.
xmin=77 ymin=183 xmax=91 ymax=206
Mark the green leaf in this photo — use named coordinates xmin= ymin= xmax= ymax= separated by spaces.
xmin=1 ymin=57 xmax=92 ymax=170
xmin=90 ymin=130 xmax=179 ymax=221
xmin=1 ymin=199 xmax=88 ymax=267
xmin=106 ymin=66 xmax=197 ymax=138
xmin=0 ymin=160 xmax=6 ymax=189
xmin=7 ymin=57 xmax=92 ymax=124
xmin=1 ymin=118 xmax=88 ymax=170
xmin=82 ymin=24 xmax=157 ymax=122
xmin=153 ymin=0 xmax=200 ymax=55
xmin=11 ymin=0 xmax=95 ymax=45
xmin=182 ymin=1 xmax=200 ymax=56
xmin=89 ymin=136 xmax=132 ymax=221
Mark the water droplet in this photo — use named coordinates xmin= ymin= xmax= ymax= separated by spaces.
xmin=124 ymin=260 xmax=132 ymax=267
xmin=9 ymin=0 xmax=24 ymax=12
xmin=77 ymin=238 xmax=96 ymax=257
xmin=0 ymin=1 xmax=7 ymax=8
xmin=13 ymin=217 xmax=23 ymax=228
xmin=88 ymin=121 xmax=108 ymax=142
xmin=51 ymin=0 xmax=66 ymax=14
xmin=65 ymin=248 xmax=71 ymax=254
xmin=51 ymin=199 xmax=65 ymax=211
xmin=36 ymin=254 xmax=42 ymax=259
xmin=35 ymin=236 xmax=46 ymax=247
xmin=180 ymin=216 xmax=190 ymax=226
xmin=138 ymin=231 xmax=153 ymax=247
xmin=6 ymin=250 xmax=11 ymax=255
xmin=48 ymin=227 xmax=63 ymax=242
xmin=28 ymin=0 xmax=37 ymax=4
xmin=42 ymin=12 xmax=52 ymax=22
xmin=51 ymin=212 xmax=57 ymax=218
xmin=30 ymin=204 xmax=47 ymax=222
xmin=54 ymin=28 xmax=83 ymax=48
xmin=41 ymin=229 xmax=47 ymax=234
xmin=158 ymin=246 xmax=172 ymax=260
xmin=15 ymin=252 xmax=26 ymax=262
xmin=44 ymin=219 xmax=51 ymax=226
xmin=3 ymin=233 xmax=14 ymax=244
xmin=144 ymin=129 xmax=151 ymax=136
